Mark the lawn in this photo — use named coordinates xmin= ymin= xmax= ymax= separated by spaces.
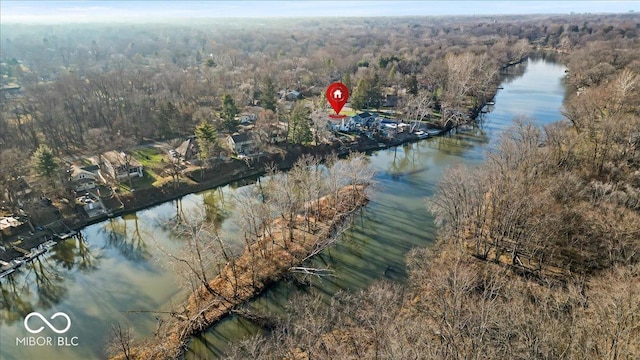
xmin=336 ymin=107 xmax=357 ymax=116
xmin=132 ymin=148 xmax=167 ymax=171
xmin=116 ymin=148 xmax=168 ymax=193
xmin=117 ymin=171 xmax=158 ymax=192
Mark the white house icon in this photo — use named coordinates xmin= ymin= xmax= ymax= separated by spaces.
xmin=333 ymin=89 xmax=342 ymax=99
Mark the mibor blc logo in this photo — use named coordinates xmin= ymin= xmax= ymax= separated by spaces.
xmin=17 ymin=311 xmax=79 ymax=347
xmin=24 ymin=312 xmax=71 ymax=334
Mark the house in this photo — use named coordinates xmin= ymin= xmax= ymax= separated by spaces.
xmin=279 ymin=89 xmax=301 ymax=101
xmin=239 ymin=113 xmax=258 ymax=125
xmin=351 ymin=112 xmax=378 ymax=128
xmin=286 ymin=90 xmax=301 ymax=101
xmin=2 ymin=176 xmax=35 ymax=207
xmin=254 ymin=122 xmax=288 ymax=146
xmin=175 ymin=137 xmax=199 ymax=161
xmin=100 ymin=151 xmax=144 ymax=181
xmin=0 ymin=216 xmax=31 ymax=238
xmin=227 ymin=133 xmax=255 ymax=154
xmin=270 ymin=124 xmax=288 ymax=144
xmin=327 ymin=117 xmax=356 ymax=132
xmin=69 ymin=164 xmax=101 ymax=192
xmin=327 ymin=118 xmax=342 ymax=132
xmin=0 ymin=84 xmax=22 ymax=97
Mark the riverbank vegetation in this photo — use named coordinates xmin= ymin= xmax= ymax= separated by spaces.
xmin=218 ymin=18 xmax=640 ymax=360
xmin=107 ymin=154 xmax=374 ymax=359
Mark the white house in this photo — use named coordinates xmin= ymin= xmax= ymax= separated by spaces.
xmin=69 ymin=164 xmax=100 ymax=192
xmin=100 ymin=151 xmax=144 ymax=181
xmin=328 ymin=117 xmax=358 ymax=132
xmin=227 ymin=133 xmax=255 ymax=154
xmin=351 ymin=111 xmax=378 ymax=128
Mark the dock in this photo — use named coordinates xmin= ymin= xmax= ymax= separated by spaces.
xmin=56 ymin=230 xmax=78 ymax=240
xmin=0 ymin=235 xmax=66 ymax=279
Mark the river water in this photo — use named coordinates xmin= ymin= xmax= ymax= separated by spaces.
xmin=0 ymin=57 xmax=566 ymax=360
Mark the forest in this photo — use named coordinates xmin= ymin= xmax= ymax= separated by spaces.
xmin=0 ymin=10 xmax=639 ymax=360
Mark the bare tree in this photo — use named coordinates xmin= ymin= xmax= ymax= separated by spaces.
xmin=402 ymin=90 xmax=434 ymax=133
xmin=157 ymin=212 xmax=228 ymax=303
xmin=107 ymin=322 xmax=133 ymax=360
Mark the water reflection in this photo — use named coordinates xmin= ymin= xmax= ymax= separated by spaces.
xmin=202 ymin=188 xmax=229 ymax=227
xmin=48 ymin=233 xmax=100 ymax=271
xmin=0 ymin=274 xmax=35 ymax=326
xmin=0 ymin=233 xmax=100 ymax=326
xmin=100 ymin=216 xmax=151 ymax=263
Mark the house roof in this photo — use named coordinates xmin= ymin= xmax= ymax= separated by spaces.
xmin=70 ymin=165 xmax=99 ymax=180
xmin=101 ymin=150 xmax=143 ymax=168
xmin=176 ymin=137 xmax=198 ymax=158
xmin=82 ymin=164 xmax=100 ymax=172
xmin=230 ymin=133 xmax=252 ymax=143
xmin=0 ymin=216 xmax=25 ymax=230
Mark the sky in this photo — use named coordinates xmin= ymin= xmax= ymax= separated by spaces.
xmin=1 ymin=1 xmax=638 ymax=23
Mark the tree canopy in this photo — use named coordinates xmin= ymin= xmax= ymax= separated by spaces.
xmin=195 ymin=120 xmax=218 ymax=163
xmin=260 ymin=76 xmax=278 ymax=112
xmin=350 ymin=72 xmax=382 ymax=110
xmin=220 ymin=94 xmax=239 ymax=133
xmin=287 ymin=102 xmax=313 ymax=144
xmin=31 ymin=144 xmax=59 ymax=189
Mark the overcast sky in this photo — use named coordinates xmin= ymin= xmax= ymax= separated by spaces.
xmin=1 ymin=1 xmax=638 ymax=23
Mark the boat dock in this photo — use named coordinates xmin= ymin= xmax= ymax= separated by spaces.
xmin=0 ymin=230 xmax=76 ymax=279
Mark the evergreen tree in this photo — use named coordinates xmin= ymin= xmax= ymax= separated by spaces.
xmin=260 ymin=76 xmax=277 ymax=111
xmin=220 ymin=94 xmax=239 ymax=133
xmin=31 ymin=144 xmax=59 ymax=189
xmin=388 ymin=64 xmax=397 ymax=83
xmin=341 ymin=72 xmax=352 ymax=90
xmin=287 ymin=103 xmax=312 ymax=144
xmin=195 ymin=120 xmax=218 ymax=177
xmin=351 ymin=73 xmax=382 ymax=110
xmin=156 ymin=101 xmax=180 ymax=139
xmin=351 ymin=77 xmax=368 ymax=110
xmin=406 ymin=74 xmax=419 ymax=96
xmin=368 ymin=73 xmax=382 ymax=109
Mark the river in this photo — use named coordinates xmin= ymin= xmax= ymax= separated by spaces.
xmin=0 ymin=57 xmax=566 ymax=360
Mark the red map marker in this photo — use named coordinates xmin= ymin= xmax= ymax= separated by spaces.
xmin=326 ymin=82 xmax=349 ymax=119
